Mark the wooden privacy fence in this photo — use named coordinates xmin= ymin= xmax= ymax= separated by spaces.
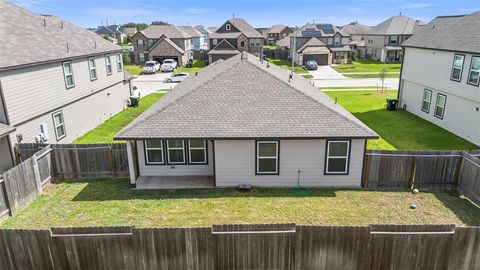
xmin=0 ymin=224 xmax=479 ymax=270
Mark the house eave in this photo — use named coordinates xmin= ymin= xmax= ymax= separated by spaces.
xmin=113 ymin=135 xmax=380 ymax=141
xmin=401 ymin=45 xmax=479 ymax=55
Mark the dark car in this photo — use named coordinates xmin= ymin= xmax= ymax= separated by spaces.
xmin=304 ymin=60 xmax=318 ymax=70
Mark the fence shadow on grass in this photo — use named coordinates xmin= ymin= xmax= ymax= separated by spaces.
xmin=432 ymin=191 xmax=480 ymax=227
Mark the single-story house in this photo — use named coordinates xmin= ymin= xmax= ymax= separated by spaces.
xmin=115 ymin=53 xmax=378 ymax=189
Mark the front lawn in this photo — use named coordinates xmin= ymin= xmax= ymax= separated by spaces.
xmin=342 ymin=73 xmax=400 ymax=79
xmin=1 ymin=179 xmax=478 ymax=228
xmin=333 ymin=58 xmax=401 ymax=73
xmin=325 ymin=90 xmax=479 ymax=150
xmin=124 ymin=64 xmax=143 ymax=76
xmin=267 ymin=58 xmax=307 ymax=74
xmin=175 ymin=60 xmax=206 ymax=74
xmin=74 ymin=92 xmax=165 ymax=144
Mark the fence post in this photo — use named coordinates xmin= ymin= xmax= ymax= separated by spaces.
xmin=453 ymin=154 xmax=464 ymax=190
xmin=0 ymin=175 xmax=12 ymax=217
xmin=31 ymin=154 xmax=42 ymax=193
xmin=109 ymin=146 xmax=116 ymax=178
xmin=362 ymin=153 xmax=370 ymax=188
xmin=408 ymin=156 xmax=416 ymax=189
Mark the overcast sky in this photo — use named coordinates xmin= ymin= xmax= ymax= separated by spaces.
xmin=10 ymin=0 xmax=480 ymax=28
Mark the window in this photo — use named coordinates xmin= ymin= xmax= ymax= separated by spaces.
xmin=167 ymin=140 xmax=186 ymax=164
xmin=325 ymin=140 xmax=350 ymax=174
xmin=105 ymin=54 xmax=112 ymax=75
xmin=226 ymin=24 xmax=231 ymax=30
xmin=240 ymin=41 xmax=245 ymax=47
xmin=137 ymin=39 xmax=144 ymax=48
xmin=52 ymin=111 xmax=66 ymax=140
xmin=212 ymin=39 xmax=218 ymax=45
xmin=88 ymin=57 xmax=97 ymax=81
xmin=467 ymin=56 xmax=480 ymax=86
xmin=188 ymin=140 xmax=207 ymax=164
xmin=256 ymin=141 xmax=279 ymax=175
xmin=116 ymin=53 xmax=122 ymax=72
xmin=148 ymin=39 xmax=154 ymax=46
xmin=335 ymin=52 xmax=344 ymax=60
xmin=389 ymin=35 xmax=398 ymax=45
xmin=334 ymin=36 xmax=341 ymax=46
xmin=138 ymin=53 xmax=145 ymax=62
xmin=421 ymin=89 xmax=432 ymax=113
xmin=434 ymin=94 xmax=447 ymax=119
xmin=250 ymin=38 xmax=262 ymax=47
xmin=62 ymin=61 xmax=74 ymax=88
xmin=144 ymin=140 xmax=164 ymax=165
xmin=450 ymin=54 xmax=464 ymax=82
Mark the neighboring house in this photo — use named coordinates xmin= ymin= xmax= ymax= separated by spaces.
xmin=194 ymin=25 xmax=213 ymax=50
xmin=290 ymin=23 xmax=351 ymax=65
xmin=115 ymin=52 xmax=378 ymax=189
xmin=131 ymin=25 xmax=193 ymax=65
xmin=0 ymin=2 xmax=132 ymax=172
xmin=96 ymin=24 xmax=127 ymax=44
xmin=206 ymin=26 xmax=218 ymax=33
xmin=398 ymin=12 xmax=480 ymax=146
xmin=276 ymin=35 xmax=291 ymax=50
xmin=265 ymin=25 xmax=293 ymax=45
xmin=364 ymin=16 xmax=424 ymax=62
xmin=207 ymin=18 xmax=263 ymax=63
xmin=124 ymin=27 xmax=137 ymax=36
xmin=341 ymin=21 xmax=371 ymax=57
xmin=179 ymin=26 xmax=205 ymax=51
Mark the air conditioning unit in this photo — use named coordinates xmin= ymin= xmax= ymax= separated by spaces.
xmin=35 ymin=133 xmax=48 ymax=144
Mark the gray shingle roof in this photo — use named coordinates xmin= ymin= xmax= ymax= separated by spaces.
xmin=179 ymin=26 xmax=201 ymax=37
xmin=402 ymin=12 xmax=480 ymax=53
xmin=368 ymin=16 xmax=424 ymax=35
xmin=140 ymin=25 xmax=191 ymax=39
xmin=209 ymin=32 xmax=242 ymax=39
xmin=297 ymin=38 xmax=326 ymax=52
xmin=227 ymin=18 xmax=263 ymax=38
xmin=0 ymin=1 xmax=123 ymax=70
xmin=207 ymin=27 xmax=219 ymax=33
xmin=124 ymin=27 xmax=137 ymax=35
xmin=115 ymin=53 xmax=377 ymax=140
xmin=293 ymin=23 xmax=349 ymax=37
xmin=276 ymin=36 xmax=290 ymax=48
xmin=267 ymin=25 xmax=288 ymax=34
xmin=341 ymin=22 xmax=371 ymax=35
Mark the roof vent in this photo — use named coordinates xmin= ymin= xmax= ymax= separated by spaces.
xmin=61 ymin=21 xmax=64 ymax=29
xmin=43 ymin=18 xmax=46 ymax=27
xmin=241 ymin=51 xmax=248 ymax=60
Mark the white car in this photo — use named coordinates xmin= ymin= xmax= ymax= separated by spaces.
xmin=165 ymin=73 xmax=189 ymax=83
xmin=160 ymin=59 xmax=178 ymax=72
xmin=143 ymin=61 xmax=160 ymax=74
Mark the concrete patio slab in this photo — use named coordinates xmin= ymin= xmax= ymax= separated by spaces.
xmin=135 ymin=175 xmax=215 ymax=190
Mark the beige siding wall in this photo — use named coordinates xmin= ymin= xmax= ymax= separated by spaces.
xmin=214 ymin=139 xmax=365 ymax=187
xmin=136 ymin=140 xmax=214 ymax=176
xmin=0 ymin=136 xmax=13 ymax=172
xmin=0 ymin=93 xmax=6 ymax=123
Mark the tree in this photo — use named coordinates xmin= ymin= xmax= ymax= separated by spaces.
xmin=122 ymin=52 xmax=132 ymax=65
xmin=103 ymin=35 xmax=113 ymax=42
xmin=379 ymin=68 xmax=387 ymax=93
xmin=151 ymin=20 xmax=170 ymax=26
xmin=122 ymin=22 xmax=148 ymax=31
xmin=348 ymin=50 xmax=358 ymax=63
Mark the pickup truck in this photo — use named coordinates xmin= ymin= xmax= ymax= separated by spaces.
xmin=160 ymin=59 xmax=178 ymax=72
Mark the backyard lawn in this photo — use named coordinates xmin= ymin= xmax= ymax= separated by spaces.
xmin=325 ymin=90 xmax=479 ymax=150
xmin=175 ymin=60 xmax=207 ymax=74
xmin=74 ymin=92 xmax=165 ymax=143
xmin=1 ymin=179 xmax=479 ymax=228
xmin=267 ymin=58 xmax=307 ymax=74
xmin=124 ymin=64 xmax=143 ymax=76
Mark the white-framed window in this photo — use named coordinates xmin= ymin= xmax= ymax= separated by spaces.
xmin=88 ymin=57 xmax=97 ymax=81
xmin=137 ymin=39 xmax=144 ymax=47
xmin=167 ymin=140 xmax=186 ymax=164
xmin=226 ymin=24 xmax=231 ymax=30
xmin=256 ymin=141 xmax=279 ymax=175
xmin=334 ymin=36 xmax=341 ymax=46
xmin=52 ymin=111 xmax=66 ymax=141
xmin=138 ymin=53 xmax=145 ymax=62
xmin=144 ymin=140 xmax=164 ymax=165
xmin=389 ymin=35 xmax=398 ymax=44
xmin=148 ymin=39 xmax=154 ymax=46
xmin=116 ymin=53 xmax=122 ymax=72
xmin=62 ymin=61 xmax=75 ymax=88
xmin=467 ymin=56 xmax=480 ymax=86
xmin=325 ymin=140 xmax=350 ymax=175
xmin=434 ymin=94 xmax=447 ymax=119
xmin=450 ymin=54 xmax=464 ymax=82
xmin=421 ymin=89 xmax=432 ymax=113
xmin=188 ymin=140 xmax=207 ymax=164
xmin=105 ymin=54 xmax=112 ymax=75
xmin=250 ymin=38 xmax=262 ymax=47
xmin=212 ymin=39 xmax=218 ymax=45
xmin=335 ymin=52 xmax=345 ymax=60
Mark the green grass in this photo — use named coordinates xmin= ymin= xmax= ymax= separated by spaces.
xmin=321 ymin=86 xmax=393 ymax=90
xmin=175 ymin=60 xmax=206 ymax=74
xmin=74 ymin=93 xmax=165 ymax=144
xmin=124 ymin=65 xmax=143 ymax=76
xmin=267 ymin=58 xmax=307 ymax=74
xmin=325 ymin=90 xmax=479 ymax=150
xmin=2 ymin=179 xmax=479 ymax=228
xmin=342 ymin=73 xmax=400 ymax=79
xmin=302 ymin=74 xmax=314 ymax=79
xmin=332 ymin=58 xmax=401 ymax=73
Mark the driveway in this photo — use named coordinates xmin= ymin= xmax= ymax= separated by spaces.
xmin=132 ymin=72 xmax=178 ymax=96
xmin=308 ymin=66 xmax=345 ymax=80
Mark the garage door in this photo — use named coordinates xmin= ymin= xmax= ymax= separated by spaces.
xmin=303 ymin=54 xmax=328 ymax=65
xmin=152 ymin=56 xmax=179 ymax=64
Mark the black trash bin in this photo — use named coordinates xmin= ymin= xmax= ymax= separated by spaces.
xmin=386 ymin=98 xmax=398 ymax=111
xmin=130 ymin=96 xmax=140 ymax=107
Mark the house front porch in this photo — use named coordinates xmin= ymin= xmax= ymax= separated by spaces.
xmin=135 ymin=175 xmax=215 ymax=190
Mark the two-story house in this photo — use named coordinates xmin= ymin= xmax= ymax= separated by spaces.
xmin=341 ymin=21 xmax=371 ymax=58
xmin=398 ymin=12 xmax=480 ymax=146
xmin=131 ymin=25 xmax=193 ymax=65
xmin=364 ymin=15 xmax=424 ymax=62
xmin=0 ymin=1 xmax=132 ymax=172
xmin=194 ymin=25 xmax=213 ymax=51
xmin=290 ymin=23 xmax=351 ymax=66
xmin=207 ymin=18 xmax=263 ymax=63
xmin=179 ymin=26 xmax=205 ymax=51
xmin=265 ymin=25 xmax=293 ymax=45
xmin=96 ymin=24 xmax=127 ymax=44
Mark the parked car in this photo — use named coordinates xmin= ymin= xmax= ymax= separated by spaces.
xmin=161 ymin=59 xmax=178 ymax=72
xmin=165 ymin=73 xmax=189 ymax=83
xmin=304 ymin=60 xmax=318 ymax=70
xmin=143 ymin=61 xmax=160 ymax=74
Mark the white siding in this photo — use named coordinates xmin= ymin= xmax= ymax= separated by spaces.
xmin=400 ymin=48 xmax=480 ymax=146
xmin=214 ymin=139 xmax=366 ymax=187
xmin=0 ymin=136 xmax=13 ymax=172
xmin=137 ymin=140 xmax=214 ymax=176
xmin=0 ymin=94 xmax=6 ymax=123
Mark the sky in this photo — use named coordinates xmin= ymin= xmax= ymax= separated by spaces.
xmin=10 ymin=0 xmax=480 ymax=28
